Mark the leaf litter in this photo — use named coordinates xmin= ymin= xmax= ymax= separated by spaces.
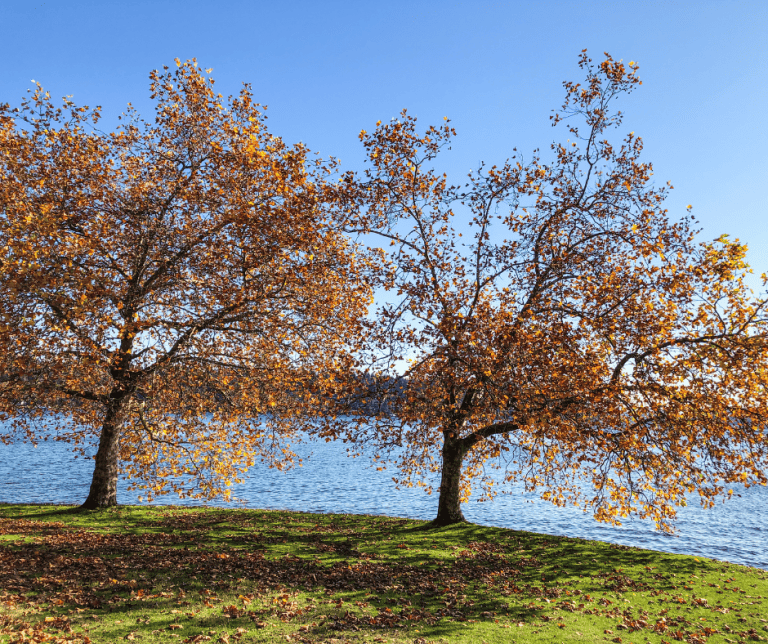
xmin=0 ymin=505 xmax=767 ymax=643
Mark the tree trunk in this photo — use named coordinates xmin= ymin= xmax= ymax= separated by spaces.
xmin=81 ymin=405 xmax=121 ymax=509
xmin=432 ymin=433 xmax=468 ymax=526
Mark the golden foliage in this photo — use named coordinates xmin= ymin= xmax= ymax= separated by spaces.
xmin=0 ymin=60 xmax=370 ymax=506
xmin=330 ymin=51 xmax=768 ymax=529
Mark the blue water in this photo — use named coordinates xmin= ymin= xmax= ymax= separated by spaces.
xmin=1 ymin=434 xmax=765 ymax=570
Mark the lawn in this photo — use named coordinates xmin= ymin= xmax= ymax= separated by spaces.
xmin=1 ymin=504 xmax=766 ymax=644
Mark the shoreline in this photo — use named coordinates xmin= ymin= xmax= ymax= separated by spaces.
xmin=1 ymin=500 xmax=765 ymax=573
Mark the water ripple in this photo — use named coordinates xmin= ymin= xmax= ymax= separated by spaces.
xmin=1 ymin=437 xmax=765 ymax=570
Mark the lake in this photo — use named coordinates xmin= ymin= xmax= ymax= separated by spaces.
xmin=1 ymin=434 xmax=766 ymax=570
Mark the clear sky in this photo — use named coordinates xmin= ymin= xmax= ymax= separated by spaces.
xmin=2 ymin=0 xmax=766 ymax=286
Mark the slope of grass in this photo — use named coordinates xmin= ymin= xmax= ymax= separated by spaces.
xmin=1 ymin=504 xmax=766 ymax=644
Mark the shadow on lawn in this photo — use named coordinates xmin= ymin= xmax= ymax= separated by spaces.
xmin=0 ymin=510 xmax=560 ymax=638
xmin=1 ymin=506 xmax=727 ymax=642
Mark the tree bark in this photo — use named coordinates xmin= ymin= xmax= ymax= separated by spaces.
xmin=431 ymin=432 xmax=468 ymax=526
xmin=81 ymin=404 xmax=121 ymax=509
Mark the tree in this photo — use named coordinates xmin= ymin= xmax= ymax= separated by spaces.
xmin=330 ymin=51 xmax=768 ymax=529
xmin=0 ymin=59 xmax=370 ymax=509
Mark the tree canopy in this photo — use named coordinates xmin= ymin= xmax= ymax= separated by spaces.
xmin=0 ymin=59 xmax=370 ymax=508
xmin=2 ymin=52 xmax=766 ymax=528
xmin=327 ymin=51 xmax=768 ymax=529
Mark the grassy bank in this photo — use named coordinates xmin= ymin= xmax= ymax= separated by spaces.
xmin=0 ymin=505 xmax=766 ymax=644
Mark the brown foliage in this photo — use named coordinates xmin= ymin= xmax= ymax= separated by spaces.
xmin=0 ymin=59 xmax=370 ymax=507
xmin=330 ymin=51 xmax=768 ymax=529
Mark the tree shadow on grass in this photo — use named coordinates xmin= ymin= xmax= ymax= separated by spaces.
xmin=2 ymin=507 xmax=746 ymax=643
xmin=0 ymin=511 xmax=555 ymax=641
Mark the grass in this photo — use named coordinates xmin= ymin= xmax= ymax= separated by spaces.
xmin=1 ymin=504 xmax=766 ymax=644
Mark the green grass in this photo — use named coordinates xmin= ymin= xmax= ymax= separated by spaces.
xmin=1 ymin=504 xmax=766 ymax=644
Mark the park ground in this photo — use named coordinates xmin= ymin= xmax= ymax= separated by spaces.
xmin=1 ymin=504 xmax=767 ymax=644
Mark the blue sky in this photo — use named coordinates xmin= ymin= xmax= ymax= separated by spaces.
xmin=3 ymin=0 xmax=766 ymax=286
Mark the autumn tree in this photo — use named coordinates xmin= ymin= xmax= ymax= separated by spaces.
xmin=0 ymin=60 xmax=370 ymax=509
xmin=330 ymin=51 xmax=768 ymax=529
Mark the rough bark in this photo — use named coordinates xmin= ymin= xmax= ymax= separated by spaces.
xmin=80 ymin=404 xmax=121 ymax=509
xmin=431 ymin=432 xmax=469 ymax=526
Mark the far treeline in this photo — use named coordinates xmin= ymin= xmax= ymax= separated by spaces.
xmin=1 ymin=52 xmax=766 ymax=530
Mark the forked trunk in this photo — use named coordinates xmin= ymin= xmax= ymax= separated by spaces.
xmin=81 ymin=405 xmax=121 ymax=509
xmin=432 ymin=433 xmax=468 ymax=526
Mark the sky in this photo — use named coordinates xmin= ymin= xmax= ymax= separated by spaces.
xmin=2 ymin=0 xmax=767 ymax=287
